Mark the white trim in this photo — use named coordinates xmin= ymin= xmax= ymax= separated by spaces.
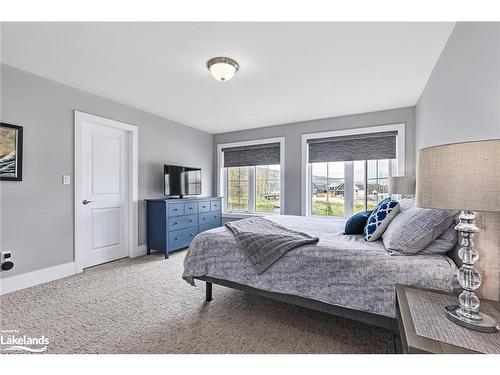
xmin=74 ymin=111 xmax=139 ymax=274
xmin=248 ymin=166 xmax=256 ymax=212
xmin=135 ymin=245 xmax=148 ymax=258
xmin=223 ymin=212 xmax=260 ymax=218
xmin=0 ymin=262 xmax=75 ymax=295
xmin=301 ymin=123 xmax=406 ymax=216
xmin=217 ymin=137 xmax=285 ymax=215
xmin=344 ymin=160 xmax=354 ymax=217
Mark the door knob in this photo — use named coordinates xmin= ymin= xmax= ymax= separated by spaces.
xmin=82 ymin=200 xmax=94 ymax=205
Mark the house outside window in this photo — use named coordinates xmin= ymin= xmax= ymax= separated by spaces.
xmin=311 ymin=161 xmax=345 ymax=216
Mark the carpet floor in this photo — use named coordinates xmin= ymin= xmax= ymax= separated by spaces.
xmin=0 ymin=251 xmax=396 ymax=354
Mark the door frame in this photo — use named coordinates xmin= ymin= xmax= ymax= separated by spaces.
xmin=74 ymin=111 xmax=139 ymax=274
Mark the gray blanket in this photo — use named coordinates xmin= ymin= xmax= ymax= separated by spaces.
xmin=225 ymin=217 xmax=319 ymax=274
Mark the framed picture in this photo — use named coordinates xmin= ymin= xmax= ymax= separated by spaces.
xmin=0 ymin=122 xmax=23 ymax=181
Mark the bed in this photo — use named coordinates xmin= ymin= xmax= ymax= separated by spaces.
xmin=182 ymin=215 xmax=459 ymax=331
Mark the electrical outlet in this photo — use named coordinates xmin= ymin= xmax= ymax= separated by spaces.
xmin=63 ymin=175 xmax=71 ymax=185
xmin=0 ymin=251 xmax=11 ymax=262
xmin=1 ymin=251 xmax=14 ymax=271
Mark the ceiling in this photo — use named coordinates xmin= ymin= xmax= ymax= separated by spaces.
xmin=1 ymin=22 xmax=455 ymax=133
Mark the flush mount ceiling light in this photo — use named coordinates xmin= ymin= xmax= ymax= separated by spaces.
xmin=207 ymin=57 xmax=239 ymax=81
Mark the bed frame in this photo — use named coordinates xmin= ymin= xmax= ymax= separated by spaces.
xmin=195 ymin=276 xmax=398 ymax=332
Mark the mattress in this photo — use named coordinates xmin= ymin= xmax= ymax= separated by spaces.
xmin=182 ymin=215 xmax=459 ymax=318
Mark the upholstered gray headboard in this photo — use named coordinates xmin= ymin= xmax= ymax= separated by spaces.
xmin=448 ymin=212 xmax=500 ymax=302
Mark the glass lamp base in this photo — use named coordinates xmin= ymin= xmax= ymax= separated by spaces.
xmin=445 ymin=305 xmax=498 ymax=333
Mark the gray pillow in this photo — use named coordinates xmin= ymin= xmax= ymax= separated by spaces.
xmin=420 ymin=224 xmax=457 ymax=255
xmin=398 ymin=197 xmax=416 ymax=211
xmin=382 ymin=198 xmax=457 ymax=254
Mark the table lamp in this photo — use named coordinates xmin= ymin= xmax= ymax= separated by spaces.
xmin=388 ymin=176 xmax=416 ymax=197
xmin=416 ymin=139 xmax=500 ymax=333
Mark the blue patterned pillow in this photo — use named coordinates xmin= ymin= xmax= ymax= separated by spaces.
xmin=364 ymin=198 xmax=400 ymax=242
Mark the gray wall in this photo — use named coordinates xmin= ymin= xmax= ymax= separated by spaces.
xmin=0 ymin=64 xmax=213 ymax=277
xmin=214 ymin=107 xmax=416 ymax=216
xmin=416 ymin=22 xmax=500 ymax=149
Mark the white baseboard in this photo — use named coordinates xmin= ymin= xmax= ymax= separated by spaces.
xmin=0 ymin=249 xmax=146 ymax=295
xmin=132 ymin=245 xmax=148 ymax=258
xmin=0 ymin=262 xmax=75 ymax=295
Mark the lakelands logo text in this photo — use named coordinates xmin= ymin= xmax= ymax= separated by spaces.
xmin=1 ymin=330 xmax=49 ymax=353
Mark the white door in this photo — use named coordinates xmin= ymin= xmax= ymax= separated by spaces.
xmin=78 ymin=118 xmax=129 ymax=269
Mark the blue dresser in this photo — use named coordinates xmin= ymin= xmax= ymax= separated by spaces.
xmin=145 ymin=197 xmax=223 ymax=258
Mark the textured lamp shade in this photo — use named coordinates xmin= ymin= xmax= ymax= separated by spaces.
xmin=416 ymin=140 xmax=500 ymax=212
xmin=388 ymin=176 xmax=416 ymax=195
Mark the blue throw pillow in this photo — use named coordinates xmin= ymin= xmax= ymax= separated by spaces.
xmin=364 ymin=198 xmax=400 ymax=242
xmin=344 ymin=210 xmax=372 ymax=235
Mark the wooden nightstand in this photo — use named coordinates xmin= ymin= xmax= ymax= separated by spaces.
xmin=396 ymin=284 xmax=500 ymax=354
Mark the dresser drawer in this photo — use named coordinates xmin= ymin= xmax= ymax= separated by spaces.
xmin=198 ymin=201 xmax=210 ymax=213
xmin=167 ymin=203 xmax=184 ymax=217
xmin=199 ymin=211 xmax=221 ymax=226
xmin=210 ymin=200 xmax=221 ymax=211
xmin=168 ymin=227 xmax=198 ymax=251
xmin=168 ymin=215 xmax=197 ymax=231
xmin=199 ymin=222 xmax=220 ymax=233
xmin=184 ymin=202 xmax=198 ymax=214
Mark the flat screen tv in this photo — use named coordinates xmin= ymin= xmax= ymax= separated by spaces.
xmin=164 ymin=165 xmax=202 ymax=198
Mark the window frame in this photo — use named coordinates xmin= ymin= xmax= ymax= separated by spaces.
xmin=217 ymin=137 xmax=285 ymax=216
xmin=301 ymin=124 xmax=405 ymax=218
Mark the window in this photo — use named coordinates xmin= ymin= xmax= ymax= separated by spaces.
xmin=310 ymin=159 xmax=394 ymax=217
xmin=311 ymin=162 xmax=344 ymax=216
xmin=226 ymin=166 xmax=249 ymax=212
xmin=354 ymin=159 xmax=392 ymax=213
xmin=225 ymin=165 xmax=281 ymax=213
xmin=256 ymin=165 xmax=281 ymax=213
xmin=219 ymin=138 xmax=284 ymax=215
xmin=303 ymin=125 xmax=404 ymax=217
xmin=367 ymin=159 xmax=390 ymax=210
